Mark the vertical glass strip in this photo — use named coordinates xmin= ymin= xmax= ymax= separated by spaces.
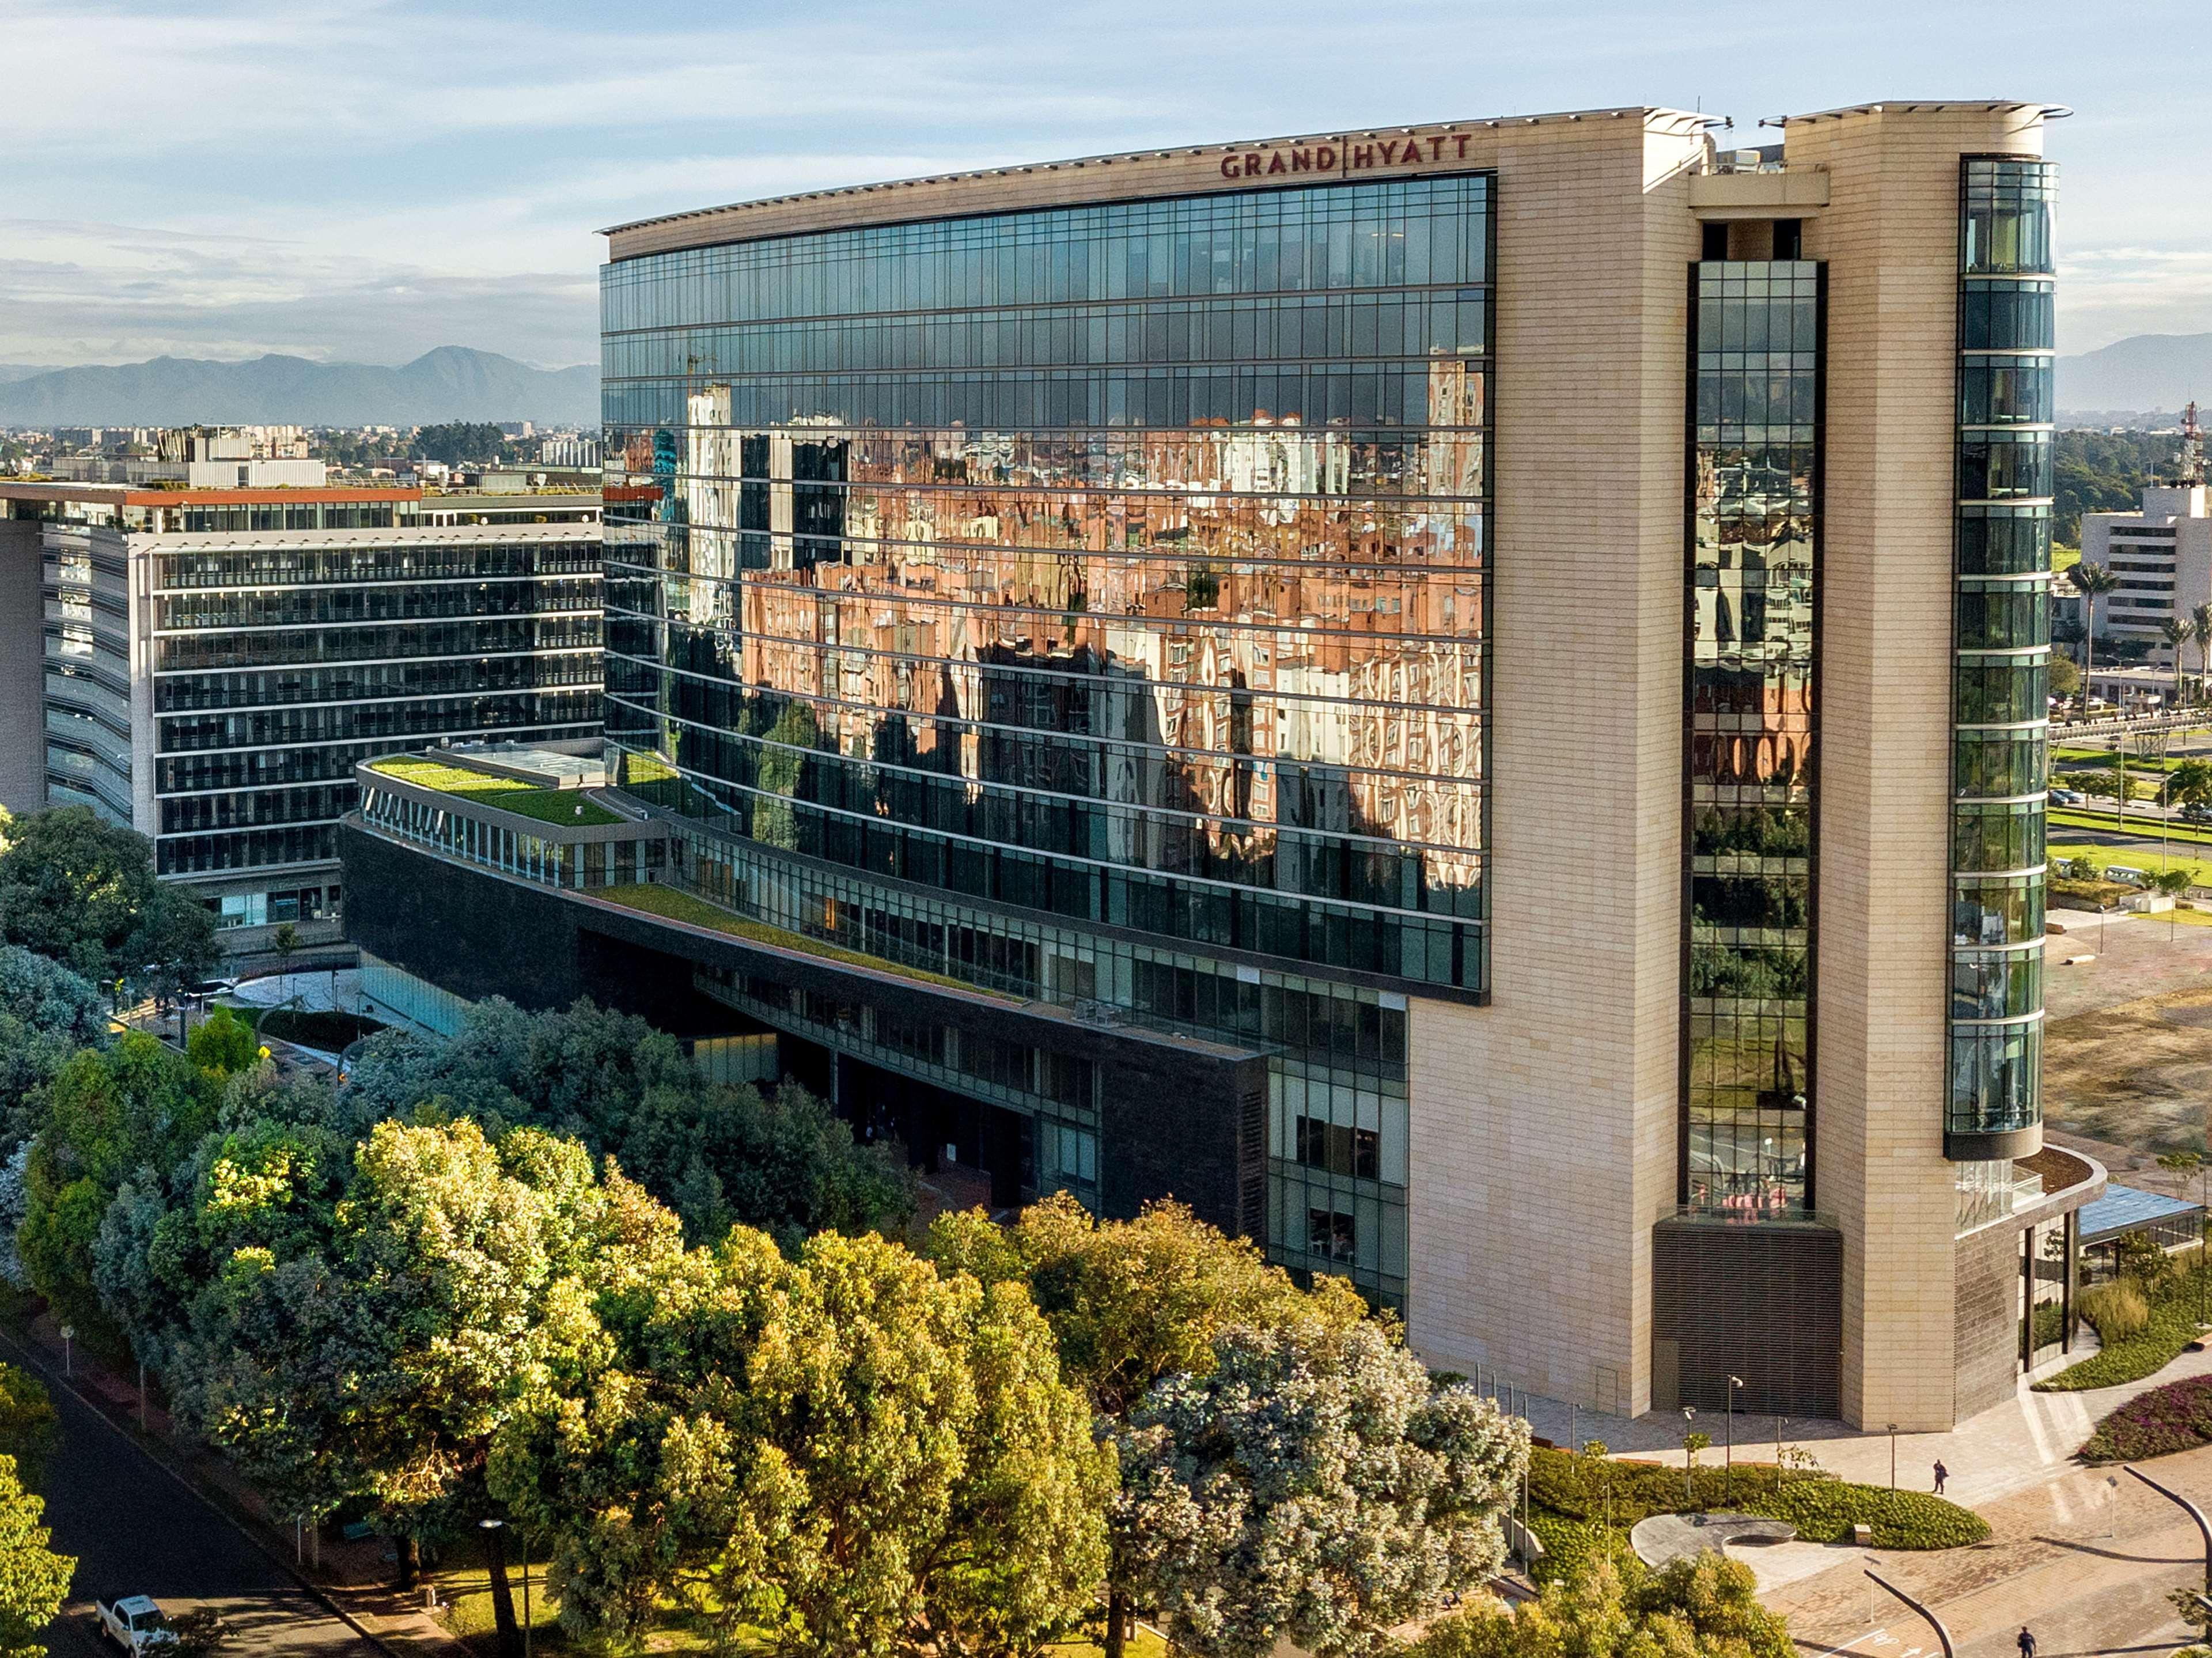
xmin=1948 ymin=158 xmax=2056 ymax=1159
xmin=1684 ymin=259 xmax=1822 ymax=1217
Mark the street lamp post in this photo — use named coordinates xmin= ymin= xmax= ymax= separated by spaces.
xmin=1725 ymin=1375 xmax=1743 ymax=1499
xmin=1681 ymin=1406 xmax=1696 ymax=1506
xmin=1865 ymin=1570 xmax=1955 ymax=1658
xmin=1888 ymin=1424 xmax=1899 ymax=1493
xmin=59 ymin=1326 xmax=72 ymax=1379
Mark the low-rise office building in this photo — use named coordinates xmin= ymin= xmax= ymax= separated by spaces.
xmin=0 ymin=480 xmax=603 ymax=954
xmin=2078 ymin=415 xmax=2211 ymax=664
xmin=345 ymin=100 xmax=2102 ymax=1429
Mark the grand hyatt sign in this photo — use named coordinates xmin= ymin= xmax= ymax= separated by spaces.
xmin=1219 ymin=133 xmax=1479 ymax=180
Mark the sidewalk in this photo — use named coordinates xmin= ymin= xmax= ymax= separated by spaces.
xmin=7 ymin=1314 xmax=471 ymax=1658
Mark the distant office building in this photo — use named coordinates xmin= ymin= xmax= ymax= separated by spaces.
xmin=2079 ymin=406 xmax=2210 ymax=663
xmin=0 ymin=481 xmax=603 ymax=952
xmin=346 ymin=101 xmax=2095 ymax=1430
xmin=539 ymin=434 xmax=601 ymax=468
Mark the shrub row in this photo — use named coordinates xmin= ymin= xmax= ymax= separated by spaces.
xmin=2080 ymin=1372 xmax=2212 ymax=1462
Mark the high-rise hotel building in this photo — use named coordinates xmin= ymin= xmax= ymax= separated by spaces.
xmin=341 ymin=100 xmax=2097 ymax=1429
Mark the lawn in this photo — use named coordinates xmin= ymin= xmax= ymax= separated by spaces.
xmin=2049 ymin=842 xmax=2212 ymax=883
xmin=1524 ymin=1447 xmax=1987 ymax=1585
xmin=2037 ymin=1250 xmax=2211 ymax=1392
xmin=600 ymin=883 xmax=1013 ymax=999
xmin=369 ymin=756 xmax=622 ymax=827
xmin=254 ymin=1006 xmax=386 ymax=1051
xmin=2048 ymin=809 xmax=2212 ymax=847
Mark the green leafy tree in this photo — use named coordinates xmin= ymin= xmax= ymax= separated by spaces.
xmin=1408 ymin=1553 xmax=1791 ymax=1658
xmin=926 ymin=1194 xmax=1368 ymax=1658
xmin=0 ymin=1373 xmax=56 ymax=1496
xmin=1115 ymin=1321 xmax=1525 ymax=1658
xmin=2048 ymin=649 xmax=2081 ymax=702
xmin=2165 ymin=618 xmax=2192 ymax=705
xmin=0 ymin=808 xmax=216 ymax=986
xmin=2195 ymin=603 xmax=2212 ymax=703
xmin=176 ymin=1119 xmax=608 ymax=1583
xmin=2152 ymin=865 xmax=2198 ymax=901
xmin=187 ymin=1006 xmax=259 ymax=1077
xmin=491 ymin=1220 xmax=1113 ymax=1658
xmin=342 ymin=999 xmax=912 ymax=1248
xmin=0 ymin=1454 xmax=71 ymax=1658
xmin=18 ymin=1035 xmax=216 ymax=1345
xmin=2175 ymin=759 xmax=2212 ymax=811
xmin=0 ymin=947 xmax=108 ymax=1145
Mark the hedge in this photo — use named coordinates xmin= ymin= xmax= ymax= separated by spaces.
xmin=1522 ymin=1446 xmax=1985 ymax=1581
xmin=2080 ymin=1372 xmax=2212 ymax=1462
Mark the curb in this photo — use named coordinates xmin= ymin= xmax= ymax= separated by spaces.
xmin=0 ymin=1327 xmax=426 ymax=1658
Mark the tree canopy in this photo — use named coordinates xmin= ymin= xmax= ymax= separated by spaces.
xmin=0 ymin=808 xmax=217 ymax=987
xmin=1408 ymin=1553 xmax=1791 ymax=1658
xmin=0 ymin=1455 xmax=71 ymax=1658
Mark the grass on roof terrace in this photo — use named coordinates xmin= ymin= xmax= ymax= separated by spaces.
xmin=370 ymin=756 xmax=622 ymax=826
xmin=600 ymin=882 xmax=1012 ymax=998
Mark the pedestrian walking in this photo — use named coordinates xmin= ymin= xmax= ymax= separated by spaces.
xmin=2017 ymin=1626 xmax=2036 ymax=1658
xmin=1933 ymin=1459 xmax=1948 ymax=1496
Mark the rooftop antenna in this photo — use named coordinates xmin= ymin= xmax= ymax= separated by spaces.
xmin=2176 ymin=401 xmax=2205 ymax=487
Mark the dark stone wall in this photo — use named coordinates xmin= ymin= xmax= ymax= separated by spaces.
xmin=343 ymin=826 xmax=1271 ymax=1241
xmin=1652 ymin=1219 xmax=1842 ymax=1418
xmin=1955 ymin=1221 xmax=2022 ymax=1419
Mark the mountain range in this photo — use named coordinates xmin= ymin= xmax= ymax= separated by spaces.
xmin=0 ymin=333 xmax=2202 ymax=428
xmin=0 ymin=347 xmax=598 ymax=427
xmin=2056 ymin=334 xmax=2212 ymax=416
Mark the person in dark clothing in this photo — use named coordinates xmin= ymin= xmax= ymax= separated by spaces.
xmin=1933 ymin=1459 xmax=1948 ymax=1495
xmin=2018 ymin=1627 xmax=2036 ymax=1657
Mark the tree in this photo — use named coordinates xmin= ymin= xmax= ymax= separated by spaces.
xmin=2195 ymin=603 xmax=2212 ymax=704
xmin=2176 ymin=760 xmax=2212 ymax=811
xmin=177 ymin=1120 xmax=609 ymax=1583
xmin=2075 ymin=767 xmax=2135 ymax=826
xmin=270 ymin=924 xmax=301 ymax=1004
xmin=0 ymin=1455 xmax=71 ymax=1658
xmin=2165 ymin=618 xmax=2192 ymax=706
xmin=18 ymin=1035 xmax=216 ymax=1346
xmin=926 ymin=1194 xmax=1368 ymax=1658
xmin=0 ymin=1372 xmax=57 ymax=1496
xmin=187 ymin=1007 xmax=259 ymax=1077
xmin=1115 ymin=1322 xmax=1525 ymax=1658
xmin=342 ymin=999 xmax=914 ymax=1249
xmin=491 ymin=1220 xmax=1114 ymax=1658
xmin=2048 ymin=649 xmax=2081 ymax=702
xmin=0 ymin=808 xmax=216 ymax=986
xmin=0 ymin=947 xmax=108 ymax=1145
xmin=2152 ymin=866 xmax=2198 ymax=902
xmin=2070 ymin=562 xmax=2121 ymax=717
xmin=1408 ymin=1553 xmax=1791 ymax=1658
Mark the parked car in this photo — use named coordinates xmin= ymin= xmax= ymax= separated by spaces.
xmin=95 ymin=1598 xmax=176 ymax=1656
xmin=2048 ymin=787 xmax=2086 ymax=806
xmin=2104 ymin=865 xmax=2149 ymax=887
xmin=2183 ymin=803 xmax=2212 ymax=826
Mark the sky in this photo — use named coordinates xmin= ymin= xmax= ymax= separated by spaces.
xmin=5 ymin=0 xmax=2207 ymax=370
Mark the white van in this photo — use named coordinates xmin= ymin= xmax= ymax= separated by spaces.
xmin=2103 ymin=865 xmax=2149 ymax=887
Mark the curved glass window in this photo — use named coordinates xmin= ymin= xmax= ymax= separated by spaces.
xmin=1960 ymin=355 xmax=2055 ymax=426
xmin=1952 ymin=875 xmax=2044 ymax=947
xmin=1956 ymin=581 xmax=2051 ymax=650
xmin=1952 ymin=948 xmax=2044 ymax=1020
xmin=1953 ymin=800 xmax=2046 ymax=873
xmin=1963 ymin=160 xmax=2056 ymax=275
xmin=1955 ymin=730 xmax=2047 ymax=798
xmin=1954 ymin=656 xmax=2048 ymax=724
xmin=1949 ymin=1022 xmax=2042 ymax=1140
xmin=1957 ymin=508 xmax=2051 ymax=576
xmin=1959 ymin=430 xmax=2054 ymax=501
xmin=1959 ymin=282 xmax=2055 ymax=351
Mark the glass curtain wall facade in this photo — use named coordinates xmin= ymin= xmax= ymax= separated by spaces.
xmin=151 ymin=532 xmax=604 ymax=881
xmin=1948 ymin=158 xmax=2056 ymax=1160
xmin=1683 ymin=260 xmax=1822 ymax=1216
xmin=601 ymin=174 xmax=1494 ymax=1299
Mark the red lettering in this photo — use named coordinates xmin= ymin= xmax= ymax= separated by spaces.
xmin=1379 ymin=141 xmax=1400 ymax=165
xmin=1428 ymin=135 xmax=1446 ymax=160
xmin=1350 ymin=143 xmax=1375 ymax=169
xmin=1244 ymin=152 xmax=1262 ymax=176
xmin=1455 ymin=134 xmax=1470 ymax=158
xmin=1290 ymin=147 xmax=1312 ymax=172
xmin=1266 ymin=152 xmax=1287 ymax=174
xmin=1316 ymin=144 xmax=1338 ymax=169
xmin=1220 ymin=156 xmax=1241 ymax=178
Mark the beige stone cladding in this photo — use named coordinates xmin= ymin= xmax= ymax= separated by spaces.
xmin=1404 ymin=114 xmax=1706 ymax=1419
xmin=1788 ymin=105 xmax=2047 ymax=1430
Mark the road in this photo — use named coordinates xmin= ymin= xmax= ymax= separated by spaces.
xmin=4 ymin=1334 xmax=382 ymax=1658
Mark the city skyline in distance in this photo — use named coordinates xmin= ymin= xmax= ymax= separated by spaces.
xmin=4 ymin=0 xmax=2208 ymax=371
